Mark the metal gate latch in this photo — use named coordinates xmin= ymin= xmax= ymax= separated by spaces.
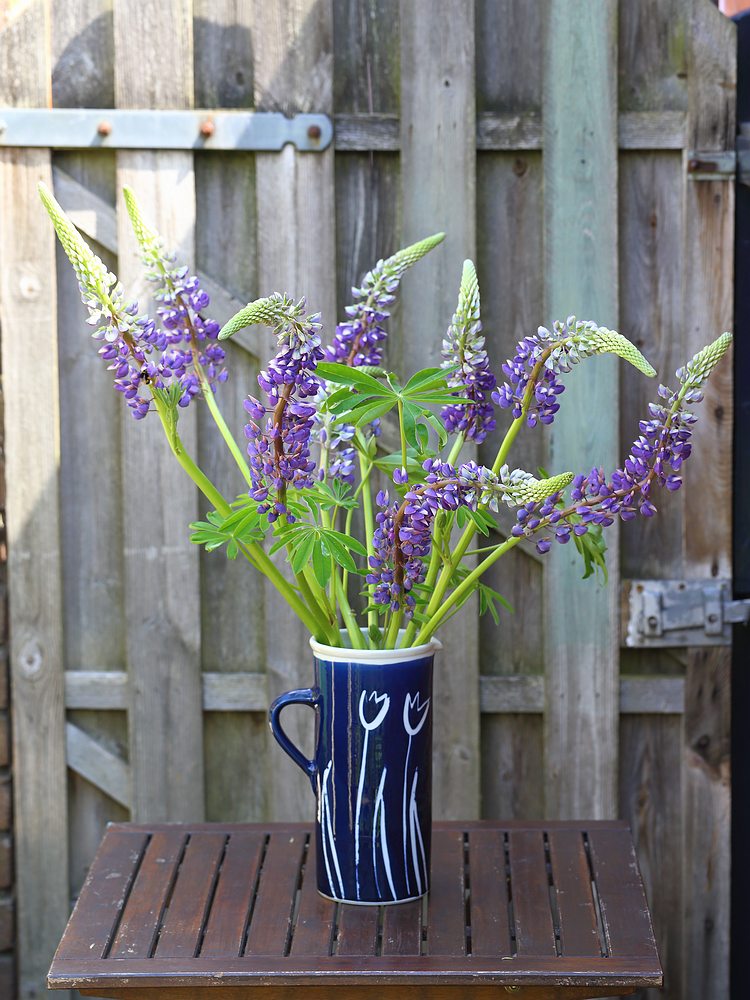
xmin=625 ymin=579 xmax=750 ymax=647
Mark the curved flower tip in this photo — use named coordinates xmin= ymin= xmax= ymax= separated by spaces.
xmin=680 ymin=331 xmax=733 ymax=386
xmin=506 ymin=470 xmax=574 ymax=505
xmin=587 ymin=327 xmax=656 ymax=377
xmin=219 ymin=296 xmax=283 ymax=340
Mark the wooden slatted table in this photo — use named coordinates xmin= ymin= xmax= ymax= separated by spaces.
xmin=48 ymin=820 xmax=662 ymax=1000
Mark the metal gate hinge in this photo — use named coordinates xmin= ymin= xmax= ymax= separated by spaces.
xmin=624 ymin=579 xmax=750 ymax=647
xmin=0 ymin=108 xmax=332 ymax=152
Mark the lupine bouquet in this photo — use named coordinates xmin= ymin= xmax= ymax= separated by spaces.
xmin=39 ymin=183 xmax=732 ymax=651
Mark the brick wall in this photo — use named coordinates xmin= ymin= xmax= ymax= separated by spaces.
xmin=0 ymin=370 xmax=14 ymax=993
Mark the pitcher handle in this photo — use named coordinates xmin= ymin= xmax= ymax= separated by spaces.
xmin=268 ymin=687 xmax=320 ymax=794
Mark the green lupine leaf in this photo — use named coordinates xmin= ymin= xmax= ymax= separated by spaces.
xmin=291 ymin=531 xmax=317 ymax=574
xmin=316 ymin=363 xmax=390 ymax=394
xmin=323 ymin=533 xmax=358 ymax=573
xmin=312 ymin=540 xmax=332 ymax=588
xmin=323 ymin=530 xmax=367 ymax=557
xmin=403 ymin=366 xmax=453 ymax=393
xmin=350 ymin=399 xmax=397 ymax=427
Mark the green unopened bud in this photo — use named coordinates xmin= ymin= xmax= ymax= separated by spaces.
xmin=681 ymin=331 xmax=733 ymax=386
xmin=507 ymin=470 xmax=574 ymax=505
xmin=388 ymin=232 xmax=445 ymax=276
xmin=586 ymin=327 xmax=656 ymax=377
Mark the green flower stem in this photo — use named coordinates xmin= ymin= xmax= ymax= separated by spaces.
xmin=198 ymin=366 xmax=254 ymax=489
xmin=415 ymin=534 xmax=522 ymax=643
xmin=302 ymin=565 xmax=339 ymax=628
xmin=334 ymin=570 xmax=367 ymax=649
xmin=397 ymin=398 xmax=408 ymax=471
xmin=151 ymin=394 xmax=330 ymax=640
xmin=446 ymin=431 xmax=466 ymax=467
xmin=152 ymin=393 xmax=229 ymax=514
xmin=357 ymin=441 xmax=377 ymax=629
xmin=297 ymin=570 xmax=339 ymax=644
xmin=385 ymin=607 xmax=404 ymax=648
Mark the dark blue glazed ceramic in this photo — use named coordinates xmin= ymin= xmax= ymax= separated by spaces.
xmin=269 ymin=634 xmax=441 ymax=904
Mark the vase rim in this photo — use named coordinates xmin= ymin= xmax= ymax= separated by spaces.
xmin=310 ymin=629 xmax=442 ymax=664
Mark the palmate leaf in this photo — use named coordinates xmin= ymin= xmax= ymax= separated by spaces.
xmin=190 ymin=505 xmax=265 ymax=560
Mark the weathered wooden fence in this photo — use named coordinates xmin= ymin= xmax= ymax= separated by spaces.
xmin=0 ymin=1 xmax=735 ymax=999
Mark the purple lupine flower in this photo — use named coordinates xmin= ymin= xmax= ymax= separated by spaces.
xmin=227 ymin=295 xmax=324 ymax=519
xmin=325 ymin=233 xmax=445 ymax=368
xmin=512 ymin=332 xmax=733 ymax=552
xmin=366 ymin=460 xmax=573 ymax=617
xmin=492 ymin=316 xmax=656 ymax=428
xmin=440 ymin=260 xmax=496 ymax=443
xmin=39 ymin=182 xmax=180 ymax=420
xmin=123 ymin=188 xmax=227 ymax=410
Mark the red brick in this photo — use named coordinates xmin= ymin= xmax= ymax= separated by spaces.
xmin=0 ymin=895 xmax=12 ymax=951
xmin=0 ymin=645 xmax=7 ymax=712
xmin=0 ymin=714 xmax=7 ymax=768
xmin=0 ymin=778 xmax=10 ymax=832
xmin=0 ymin=953 xmax=14 ymax=999
xmin=0 ymin=835 xmax=10 ymax=889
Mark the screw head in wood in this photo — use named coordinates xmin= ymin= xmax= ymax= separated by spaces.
xmin=307 ymin=123 xmax=322 ymax=141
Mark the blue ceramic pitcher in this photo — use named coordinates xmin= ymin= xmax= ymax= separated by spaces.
xmin=269 ymin=634 xmax=442 ymax=904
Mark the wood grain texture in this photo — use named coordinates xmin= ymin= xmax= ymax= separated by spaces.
xmin=113 ymin=1 xmax=205 ymax=822
xmin=193 ymin=1 xmax=269 ymax=826
xmin=51 ymin=0 xmax=131 ymax=916
xmin=0 ymin=5 xmax=69 ymax=999
xmin=252 ymin=0 xmax=337 ymax=822
xmin=680 ymin=6 xmax=734 ymax=1000
xmin=620 ymin=714 xmax=683 ymax=1000
xmin=542 ymin=0 xmax=619 ymax=821
xmin=399 ymin=0 xmax=479 ymax=822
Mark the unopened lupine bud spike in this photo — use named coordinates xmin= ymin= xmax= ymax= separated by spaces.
xmin=389 ymin=232 xmax=445 ymax=274
xmin=219 ymin=295 xmax=289 ymax=340
xmin=122 ymin=186 xmax=160 ymax=253
xmin=681 ymin=331 xmax=733 ymax=386
xmin=587 ymin=327 xmax=656 ymax=377
xmin=507 ymin=471 xmax=574 ymax=505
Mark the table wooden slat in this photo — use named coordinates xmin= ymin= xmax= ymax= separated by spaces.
xmin=335 ymin=905 xmax=380 ymax=956
xmin=587 ymin=827 xmax=659 ymax=959
xmin=200 ymin=830 xmax=266 ymax=958
xmin=289 ymin=838 xmax=336 ymax=957
xmin=109 ymin=830 xmax=187 ymax=959
xmin=468 ymin=828 xmax=512 ymax=957
xmin=382 ymin=899 xmax=422 ymax=956
xmin=508 ymin=829 xmax=557 ymax=957
xmin=427 ymin=829 xmax=465 ymax=955
xmin=154 ymin=831 xmax=227 ymax=958
xmin=55 ymin=830 xmax=149 ymax=960
xmin=548 ymin=829 xmax=602 ymax=957
xmin=48 ymin=821 xmax=663 ymax=993
xmin=243 ymin=830 xmax=305 ymax=957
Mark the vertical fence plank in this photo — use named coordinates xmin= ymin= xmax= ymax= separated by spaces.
xmin=113 ymin=0 xmax=205 ymax=821
xmin=253 ymin=0 xmax=337 ymax=821
xmin=475 ymin=0 xmax=546 ymax=821
xmin=0 ymin=6 xmax=71 ymax=998
xmin=681 ymin=4 xmax=735 ymax=998
xmin=51 ymin=0 xmax=131 ymax=898
xmin=542 ymin=0 xmax=619 ymax=821
xmin=399 ymin=0 xmax=479 ymax=821
xmin=193 ymin=2 xmax=268 ymax=823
